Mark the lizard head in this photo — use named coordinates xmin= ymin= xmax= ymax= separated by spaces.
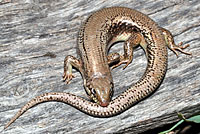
xmin=85 ymin=77 xmax=114 ymax=107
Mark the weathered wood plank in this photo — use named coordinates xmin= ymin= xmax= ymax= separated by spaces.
xmin=0 ymin=0 xmax=199 ymax=134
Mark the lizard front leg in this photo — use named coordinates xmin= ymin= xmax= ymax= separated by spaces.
xmin=110 ymin=32 xmax=146 ymax=70
xmin=107 ymin=52 xmax=120 ymax=67
xmin=63 ymin=55 xmax=83 ymax=84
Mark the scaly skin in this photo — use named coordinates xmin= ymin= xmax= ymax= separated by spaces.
xmin=4 ymin=7 xmax=191 ymax=129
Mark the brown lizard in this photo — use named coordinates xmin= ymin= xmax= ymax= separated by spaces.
xmin=4 ymin=7 xmax=191 ymax=129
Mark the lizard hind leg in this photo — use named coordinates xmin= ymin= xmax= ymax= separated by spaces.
xmin=161 ymin=27 xmax=192 ymax=57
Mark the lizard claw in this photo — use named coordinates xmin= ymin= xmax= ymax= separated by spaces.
xmin=110 ymin=62 xmax=123 ymax=70
xmin=122 ymin=61 xmax=131 ymax=70
xmin=63 ymin=73 xmax=75 ymax=84
xmin=171 ymin=42 xmax=192 ymax=57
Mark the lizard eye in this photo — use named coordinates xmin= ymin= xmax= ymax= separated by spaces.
xmin=91 ymin=88 xmax=96 ymax=95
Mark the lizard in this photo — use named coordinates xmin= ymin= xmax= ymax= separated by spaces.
xmin=4 ymin=7 xmax=191 ymax=129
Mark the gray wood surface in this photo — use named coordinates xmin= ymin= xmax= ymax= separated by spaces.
xmin=0 ymin=0 xmax=199 ymax=134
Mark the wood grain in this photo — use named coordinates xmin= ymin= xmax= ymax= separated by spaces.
xmin=0 ymin=0 xmax=199 ymax=133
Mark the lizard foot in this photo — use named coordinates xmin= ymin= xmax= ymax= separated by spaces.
xmin=63 ymin=73 xmax=75 ymax=84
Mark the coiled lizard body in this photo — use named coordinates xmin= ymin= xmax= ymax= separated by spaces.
xmin=5 ymin=7 xmax=191 ymax=129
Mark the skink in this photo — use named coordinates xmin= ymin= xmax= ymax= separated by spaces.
xmin=5 ymin=7 xmax=191 ymax=129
